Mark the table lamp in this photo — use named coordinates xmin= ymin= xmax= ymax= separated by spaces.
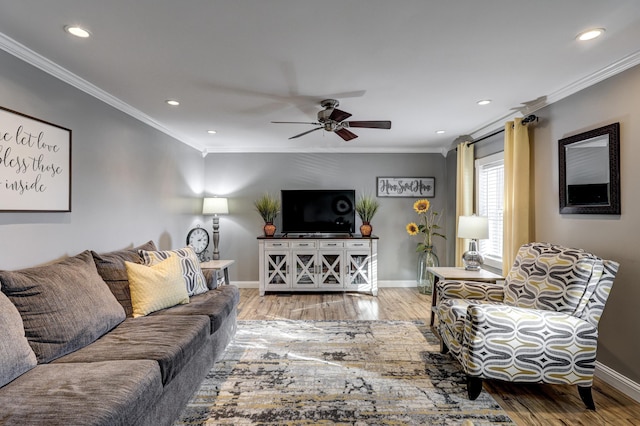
xmin=458 ymin=215 xmax=489 ymax=270
xmin=203 ymin=197 xmax=228 ymax=260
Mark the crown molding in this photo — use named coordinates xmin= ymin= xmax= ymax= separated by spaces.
xmin=547 ymin=50 xmax=640 ymax=105
xmin=0 ymin=32 xmax=203 ymax=152
xmin=466 ymin=49 xmax=640 ymax=143
xmin=202 ymin=145 xmax=443 ymax=155
xmin=3 ymin=31 xmax=639 ymax=155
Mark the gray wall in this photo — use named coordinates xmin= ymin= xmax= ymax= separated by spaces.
xmin=0 ymin=50 xmax=205 ymax=269
xmin=533 ymin=63 xmax=640 ymax=384
xmin=203 ymin=153 xmax=449 ymax=282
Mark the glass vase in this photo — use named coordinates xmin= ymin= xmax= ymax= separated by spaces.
xmin=417 ymin=246 xmax=439 ymax=295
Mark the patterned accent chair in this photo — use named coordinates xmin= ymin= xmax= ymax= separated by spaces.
xmin=435 ymin=242 xmax=619 ymax=410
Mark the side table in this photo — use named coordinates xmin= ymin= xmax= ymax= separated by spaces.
xmin=428 ymin=267 xmax=503 ymax=326
xmin=200 ymin=259 xmax=235 ymax=286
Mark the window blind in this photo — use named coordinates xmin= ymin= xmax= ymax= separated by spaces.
xmin=476 ymin=153 xmax=504 ymax=269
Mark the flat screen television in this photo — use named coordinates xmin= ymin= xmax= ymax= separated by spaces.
xmin=281 ymin=189 xmax=355 ymax=234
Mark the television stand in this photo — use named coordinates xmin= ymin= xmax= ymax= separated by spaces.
xmin=257 ymin=235 xmax=378 ymax=297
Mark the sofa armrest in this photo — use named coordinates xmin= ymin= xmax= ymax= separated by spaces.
xmin=462 ymin=304 xmax=599 ymax=385
xmin=436 ymin=280 xmax=505 ymax=303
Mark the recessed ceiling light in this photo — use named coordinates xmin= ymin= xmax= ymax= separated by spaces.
xmin=207 ymin=130 xmax=217 ymax=134
xmin=435 ymin=130 xmax=446 ymax=134
xmin=577 ymin=28 xmax=605 ymax=41
xmin=165 ymin=99 xmax=180 ymax=106
xmin=477 ymin=100 xmax=491 ymax=106
xmin=64 ymin=25 xmax=91 ymax=38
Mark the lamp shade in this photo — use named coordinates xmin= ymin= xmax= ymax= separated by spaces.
xmin=457 ymin=215 xmax=489 ymax=240
xmin=202 ymin=197 xmax=228 ymax=215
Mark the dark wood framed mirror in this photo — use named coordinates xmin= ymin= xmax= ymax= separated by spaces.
xmin=559 ymin=122 xmax=620 ymax=214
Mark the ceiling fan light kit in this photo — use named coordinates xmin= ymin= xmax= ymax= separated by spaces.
xmin=272 ymin=99 xmax=391 ymax=141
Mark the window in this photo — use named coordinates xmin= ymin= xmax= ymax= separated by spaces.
xmin=475 ymin=152 xmax=504 ymax=270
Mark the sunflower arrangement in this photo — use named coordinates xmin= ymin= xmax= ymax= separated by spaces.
xmin=406 ymin=199 xmax=445 ymax=252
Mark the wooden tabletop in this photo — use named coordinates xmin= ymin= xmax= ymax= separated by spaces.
xmin=426 ymin=266 xmax=503 ymax=281
xmin=200 ymin=259 xmax=235 ymax=269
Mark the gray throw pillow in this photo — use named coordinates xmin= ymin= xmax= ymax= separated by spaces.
xmin=0 ymin=290 xmax=37 ymax=387
xmin=0 ymin=250 xmax=126 ymax=363
xmin=92 ymin=240 xmax=157 ymax=317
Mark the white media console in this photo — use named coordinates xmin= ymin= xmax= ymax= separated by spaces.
xmin=258 ymin=235 xmax=378 ymax=296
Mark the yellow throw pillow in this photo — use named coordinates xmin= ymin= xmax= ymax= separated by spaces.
xmin=125 ymin=254 xmax=189 ymax=318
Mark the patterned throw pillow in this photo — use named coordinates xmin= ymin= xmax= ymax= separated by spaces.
xmin=139 ymin=246 xmax=208 ymax=296
xmin=0 ymin=291 xmax=37 ymax=387
xmin=125 ymin=254 xmax=190 ymax=317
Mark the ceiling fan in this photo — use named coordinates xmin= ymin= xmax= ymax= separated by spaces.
xmin=271 ymin=99 xmax=391 ymax=141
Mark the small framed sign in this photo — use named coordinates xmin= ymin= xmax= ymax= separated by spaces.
xmin=0 ymin=106 xmax=72 ymax=212
xmin=376 ymin=177 xmax=435 ymax=198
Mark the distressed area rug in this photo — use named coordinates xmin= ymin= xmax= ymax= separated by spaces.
xmin=175 ymin=320 xmax=514 ymax=425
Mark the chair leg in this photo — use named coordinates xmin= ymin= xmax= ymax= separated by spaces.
xmin=467 ymin=376 xmax=483 ymax=400
xmin=578 ymin=385 xmax=596 ymax=410
xmin=439 ymin=338 xmax=449 ymax=354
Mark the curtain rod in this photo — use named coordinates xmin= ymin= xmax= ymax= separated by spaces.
xmin=467 ymin=114 xmax=538 ymax=146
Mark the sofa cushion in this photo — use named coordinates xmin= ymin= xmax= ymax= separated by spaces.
xmin=0 ymin=250 xmax=126 ymax=363
xmin=0 ymin=361 xmax=162 ymax=426
xmin=503 ymin=242 xmax=602 ymax=314
xmin=0 ymin=291 xmax=37 ymax=387
xmin=125 ymin=254 xmax=190 ymax=317
xmin=53 ymin=315 xmax=210 ymax=386
xmin=140 ymin=246 xmax=208 ymax=296
xmin=91 ymin=240 xmax=157 ymax=317
xmin=150 ymin=285 xmax=240 ymax=334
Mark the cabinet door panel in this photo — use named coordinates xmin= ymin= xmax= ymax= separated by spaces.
xmin=265 ymin=251 xmax=290 ymax=289
xmin=318 ymin=251 xmax=343 ymax=288
xmin=346 ymin=250 xmax=372 ymax=291
xmin=292 ymin=251 xmax=317 ymax=288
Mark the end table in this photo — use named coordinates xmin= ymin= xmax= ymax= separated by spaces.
xmin=200 ymin=259 xmax=235 ymax=286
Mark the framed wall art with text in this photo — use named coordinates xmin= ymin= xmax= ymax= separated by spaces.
xmin=0 ymin=106 xmax=72 ymax=212
xmin=376 ymin=177 xmax=435 ymax=198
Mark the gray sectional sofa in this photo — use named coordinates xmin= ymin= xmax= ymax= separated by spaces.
xmin=0 ymin=241 xmax=239 ymax=426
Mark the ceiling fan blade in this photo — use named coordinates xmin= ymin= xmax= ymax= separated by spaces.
xmin=345 ymin=120 xmax=392 ymax=129
xmin=329 ymin=108 xmax=352 ymax=122
xmin=289 ymin=127 xmax=323 ymax=139
xmin=272 ymin=121 xmax=320 ymax=125
xmin=334 ymin=128 xmax=358 ymax=141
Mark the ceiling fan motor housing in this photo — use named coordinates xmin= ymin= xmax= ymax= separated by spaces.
xmin=317 ymin=108 xmax=333 ymax=124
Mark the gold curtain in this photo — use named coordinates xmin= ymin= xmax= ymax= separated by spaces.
xmin=455 ymin=142 xmax=475 ymax=267
xmin=503 ymin=117 xmax=532 ymax=275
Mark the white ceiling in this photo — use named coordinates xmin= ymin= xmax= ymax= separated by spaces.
xmin=1 ymin=0 xmax=639 ymax=154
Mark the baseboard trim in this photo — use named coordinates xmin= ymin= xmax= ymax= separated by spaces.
xmin=378 ymin=280 xmax=417 ymax=288
xmin=231 ymin=281 xmax=259 ymax=289
xmin=595 ymin=361 xmax=640 ymax=403
xmin=229 ymin=280 xmax=419 ymax=289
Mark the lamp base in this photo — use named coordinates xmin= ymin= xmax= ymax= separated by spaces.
xmin=212 ymin=216 xmax=220 ymax=260
xmin=462 ymin=240 xmax=484 ymax=271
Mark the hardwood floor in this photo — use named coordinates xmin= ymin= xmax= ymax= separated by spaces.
xmin=237 ymin=287 xmax=640 ymax=425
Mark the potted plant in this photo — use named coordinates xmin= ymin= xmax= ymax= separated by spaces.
xmin=355 ymin=194 xmax=379 ymax=237
xmin=254 ymin=193 xmax=280 ymax=236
